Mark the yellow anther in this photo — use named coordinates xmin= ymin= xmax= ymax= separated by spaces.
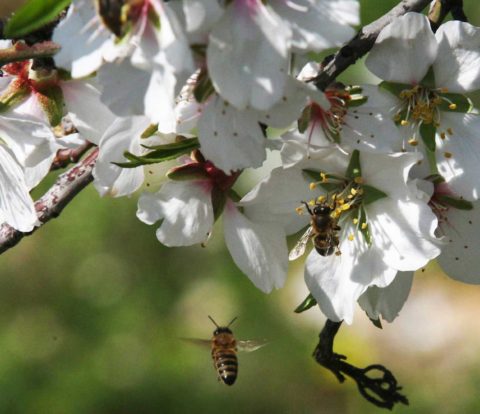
xmin=394 ymin=113 xmax=402 ymax=122
xmin=347 ymin=194 xmax=354 ymax=199
xmin=295 ymin=206 xmax=304 ymax=215
xmin=440 ymin=132 xmax=446 ymax=140
xmin=337 ymin=198 xmax=345 ymax=205
xmin=309 ymin=182 xmax=317 ymax=190
xmin=361 ymin=222 xmax=368 ymax=230
xmin=408 ymin=138 xmax=419 ymax=146
xmin=341 ymin=204 xmax=350 ymax=211
xmin=308 ymin=199 xmax=315 ymax=206
xmin=317 ymin=195 xmax=326 ymax=203
xmin=447 ymin=128 xmax=454 ymax=135
xmin=331 ymin=193 xmax=337 ymax=201
xmin=444 ymin=152 xmax=453 ymax=158
xmin=320 ymin=172 xmax=327 ymax=182
xmin=353 ymin=218 xmax=359 ymax=224
xmin=351 ymin=188 xmax=357 ymax=195
xmin=348 ymin=234 xmax=354 ymax=241
xmin=354 ymin=177 xmax=363 ymax=184
xmin=400 ymin=120 xmax=409 ymax=126
xmin=449 ymin=103 xmax=457 ymax=110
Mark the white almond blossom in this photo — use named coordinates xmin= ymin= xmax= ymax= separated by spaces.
xmin=136 ymin=152 xmax=288 ymax=293
xmin=207 ymin=0 xmax=359 ymax=111
xmin=53 ymin=0 xmax=194 ymax=131
xmin=365 ymin=13 xmax=480 ymax=200
xmin=243 ymin=142 xmax=440 ymax=323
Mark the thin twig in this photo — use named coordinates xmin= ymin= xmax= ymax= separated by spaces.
xmin=0 ymin=147 xmax=99 ymax=254
xmin=313 ymin=320 xmax=408 ymax=410
xmin=312 ymin=0 xmax=432 ymax=90
xmin=0 ymin=41 xmax=60 ymax=67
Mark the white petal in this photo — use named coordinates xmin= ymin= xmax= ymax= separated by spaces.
xmin=271 ymin=0 xmax=358 ymax=51
xmin=0 ymin=145 xmax=37 ymax=232
xmin=434 ymin=21 xmax=480 ymax=93
xmin=182 ymin=0 xmax=224 ymax=34
xmin=305 ymin=222 xmax=397 ymax=324
xmin=144 ymin=65 xmax=178 ymax=133
xmin=365 ymin=13 xmax=437 ymax=84
xmin=224 ymin=201 xmax=288 ymax=293
xmin=257 ymin=77 xmax=309 ymax=128
xmin=241 ymin=166 xmax=314 ymax=234
xmin=207 ymin=0 xmax=290 ymax=110
xmin=358 ymin=271 xmax=414 ymax=323
xmin=0 ymin=114 xmax=58 ymax=188
xmin=340 ymin=106 xmax=403 ymax=153
xmin=93 ymin=116 xmax=149 ymax=197
xmin=152 ymin=3 xmax=195 ymax=85
xmin=98 ymin=61 xmax=149 ymax=116
xmin=52 ymin=0 xmax=112 ymax=78
xmin=279 ymin=140 xmax=350 ymax=173
xmin=436 ymin=112 xmax=480 ymax=200
xmin=136 ymin=180 xmax=214 ymax=246
xmin=62 ymin=78 xmax=116 ymax=145
xmin=437 ymin=201 xmax=480 ymax=283
xmin=197 ymin=96 xmax=266 ymax=172
xmin=368 ymin=197 xmax=441 ymax=271
xmin=360 ymin=151 xmax=420 ymax=199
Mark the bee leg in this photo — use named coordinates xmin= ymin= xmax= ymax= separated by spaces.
xmin=301 ymin=201 xmax=314 ymax=216
xmin=334 ymin=236 xmax=341 ymax=256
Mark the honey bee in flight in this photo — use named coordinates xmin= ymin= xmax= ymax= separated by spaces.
xmin=183 ymin=316 xmax=267 ymax=386
xmin=289 ymin=201 xmax=341 ymax=261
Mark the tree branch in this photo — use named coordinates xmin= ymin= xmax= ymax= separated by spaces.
xmin=313 ymin=320 xmax=408 ymax=410
xmin=0 ymin=147 xmax=99 ymax=255
xmin=312 ymin=0 xmax=433 ymax=90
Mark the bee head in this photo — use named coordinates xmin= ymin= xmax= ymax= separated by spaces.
xmin=213 ymin=327 xmax=233 ymax=335
xmin=313 ymin=205 xmax=331 ymax=215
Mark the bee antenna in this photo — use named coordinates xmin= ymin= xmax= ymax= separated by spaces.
xmin=227 ymin=317 xmax=238 ymax=327
xmin=208 ymin=315 xmax=219 ymax=328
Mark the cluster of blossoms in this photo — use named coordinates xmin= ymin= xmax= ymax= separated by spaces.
xmin=2 ymin=1 xmax=480 ymax=326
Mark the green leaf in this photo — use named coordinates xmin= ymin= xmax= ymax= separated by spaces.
xmin=438 ymin=93 xmax=472 ymax=113
xmin=420 ymin=122 xmax=436 ymax=152
xmin=297 ymin=105 xmax=312 ymax=134
xmin=362 ymin=185 xmax=388 ymax=206
xmin=420 ymin=67 xmax=436 ymax=89
xmin=378 ymin=81 xmax=412 ymax=98
xmin=211 ymin=187 xmax=227 ymax=222
xmin=436 ymin=195 xmax=473 ymax=210
xmin=345 ymin=149 xmax=361 ymax=180
xmin=302 ymin=170 xmax=341 ymax=193
xmin=36 ymin=84 xmax=64 ymax=126
xmin=294 ymin=294 xmax=317 ymax=313
xmin=193 ymin=69 xmax=215 ymax=103
xmin=4 ymin=0 xmax=72 ymax=38
xmin=358 ymin=206 xmax=372 ymax=246
xmin=0 ymin=82 xmax=30 ymax=112
xmin=113 ymin=138 xmax=200 ymax=168
xmin=140 ymin=138 xmax=199 ymax=151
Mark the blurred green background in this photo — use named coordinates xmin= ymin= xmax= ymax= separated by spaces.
xmin=2 ymin=1 xmax=480 ymax=413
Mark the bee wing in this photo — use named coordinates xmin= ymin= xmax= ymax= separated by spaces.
xmin=289 ymin=226 xmax=313 ymax=261
xmin=237 ymin=339 xmax=269 ymax=353
xmin=180 ymin=338 xmax=211 ymax=349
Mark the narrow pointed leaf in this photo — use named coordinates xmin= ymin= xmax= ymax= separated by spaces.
xmin=4 ymin=0 xmax=72 ymax=38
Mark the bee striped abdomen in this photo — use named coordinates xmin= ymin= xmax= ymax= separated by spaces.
xmin=212 ymin=348 xmax=238 ymax=385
